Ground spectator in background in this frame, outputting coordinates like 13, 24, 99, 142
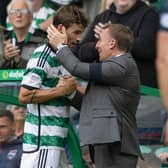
0, 0, 47, 69
40, 0, 84, 31
82, 0, 102, 21
7, 105, 26, 137
99, 0, 113, 12
0, 109, 22, 168
6, 0, 55, 32
47, 22, 142, 168
49, 0, 72, 5
150, 0, 165, 12
81, 0, 159, 88
141, 0, 151, 6
28, 0, 55, 31
156, 0, 168, 163
19, 5, 88, 168
48, 0, 83, 6
141, 0, 164, 9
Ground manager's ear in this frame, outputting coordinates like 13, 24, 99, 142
109, 38, 117, 49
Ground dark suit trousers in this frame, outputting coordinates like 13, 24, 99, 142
90, 142, 138, 168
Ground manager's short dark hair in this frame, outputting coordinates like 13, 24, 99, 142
104, 23, 134, 52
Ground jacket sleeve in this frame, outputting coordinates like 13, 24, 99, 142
56, 47, 126, 85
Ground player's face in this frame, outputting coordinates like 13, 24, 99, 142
66, 24, 84, 48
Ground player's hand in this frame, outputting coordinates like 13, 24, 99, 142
57, 76, 77, 96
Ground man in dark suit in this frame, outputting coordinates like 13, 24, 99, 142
47, 23, 142, 168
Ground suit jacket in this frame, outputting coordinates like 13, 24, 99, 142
56, 47, 142, 157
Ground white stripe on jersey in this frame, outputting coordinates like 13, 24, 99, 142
27, 105, 70, 118
23, 144, 64, 152
24, 122, 68, 138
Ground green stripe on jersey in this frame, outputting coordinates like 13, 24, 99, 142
42, 77, 59, 87
23, 133, 65, 147
26, 113, 69, 127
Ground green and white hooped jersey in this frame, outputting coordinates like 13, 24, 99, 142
6, 2, 55, 31
21, 44, 71, 152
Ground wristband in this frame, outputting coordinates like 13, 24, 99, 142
57, 43, 67, 51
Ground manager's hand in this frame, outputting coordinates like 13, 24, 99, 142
47, 24, 67, 50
